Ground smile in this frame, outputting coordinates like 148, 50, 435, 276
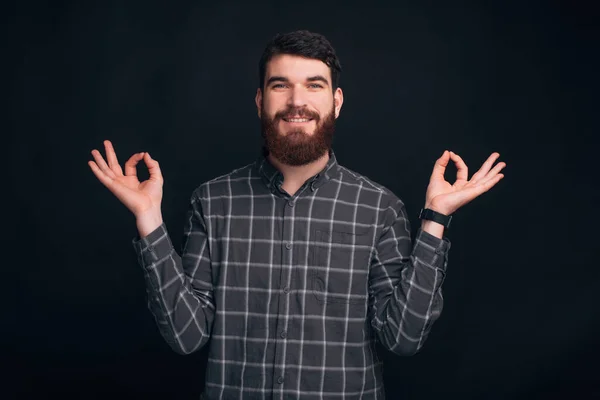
282, 118, 313, 123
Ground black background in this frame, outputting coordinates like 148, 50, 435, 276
8, 1, 598, 399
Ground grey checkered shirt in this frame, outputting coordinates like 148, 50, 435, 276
132, 148, 451, 399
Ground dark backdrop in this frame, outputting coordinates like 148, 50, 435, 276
8, 1, 598, 399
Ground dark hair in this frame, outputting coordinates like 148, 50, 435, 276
258, 30, 342, 91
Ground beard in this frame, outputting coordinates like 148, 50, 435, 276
260, 102, 336, 166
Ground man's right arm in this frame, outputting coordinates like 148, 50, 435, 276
131, 193, 215, 355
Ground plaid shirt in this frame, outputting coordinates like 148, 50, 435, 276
132, 148, 451, 399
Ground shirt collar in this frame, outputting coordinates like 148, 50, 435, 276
255, 146, 340, 193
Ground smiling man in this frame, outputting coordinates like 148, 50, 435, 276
258, 52, 340, 170
89, 30, 506, 399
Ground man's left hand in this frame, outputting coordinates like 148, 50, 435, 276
425, 150, 506, 215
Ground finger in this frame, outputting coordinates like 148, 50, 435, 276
143, 152, 163, 183
472, 159, 506, 187
88, 160, 116, 189
91, 149, 117, 179
487, 160, 506, 177
447, 175, 503, 211
449, 151, 468, 182
124, 152, 145, 177
104, 140, 123, 176
474, 173, 504, 195
476, 162, 506, 188
89, 160, 138, 208
470, 152, 500, 184
460, 173, 504, 204
430, 150, 451, 181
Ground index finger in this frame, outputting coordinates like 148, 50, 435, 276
449, 151, 468, 181
124, 152, 145, 176
430, 150, 451, 180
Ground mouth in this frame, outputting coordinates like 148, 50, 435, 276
281, 117, 314, 124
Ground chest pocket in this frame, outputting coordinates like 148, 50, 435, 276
311, 228, 372, 305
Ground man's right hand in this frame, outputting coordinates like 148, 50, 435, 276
88, 140, 164, 237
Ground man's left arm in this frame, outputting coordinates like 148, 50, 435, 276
370, 149, 506, 356
369, 200, 451, 356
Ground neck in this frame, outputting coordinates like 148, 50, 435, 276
268, 150, 330, 186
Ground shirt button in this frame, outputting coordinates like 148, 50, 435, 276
147, 245, 154, 252
283, 287, 290, 294
288, 201, 295, 207
285, 242, 292, 249
435, 247, 443, 255
277, 376, 284, 384
280, 330, 287, 339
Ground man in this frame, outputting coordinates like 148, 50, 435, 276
88, 30, 505, 399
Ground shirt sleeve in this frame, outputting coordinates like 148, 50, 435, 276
369, 197, 451, 356
131, 192, 215, 355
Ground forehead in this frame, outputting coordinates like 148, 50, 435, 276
265, 54, 331, 83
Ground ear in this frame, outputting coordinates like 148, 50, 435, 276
333, 87, 344, 119
255, 88, 262, 118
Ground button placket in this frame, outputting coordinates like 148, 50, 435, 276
272, 195, 294, 390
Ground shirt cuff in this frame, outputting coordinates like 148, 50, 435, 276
412, 227, 451, 269
131, 222, 174, 268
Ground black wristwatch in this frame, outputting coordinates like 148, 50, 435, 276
418, 208, 452, 228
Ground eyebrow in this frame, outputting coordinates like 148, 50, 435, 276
266, 75, 330, 86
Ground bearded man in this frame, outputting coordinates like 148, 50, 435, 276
88, 30, 506, 399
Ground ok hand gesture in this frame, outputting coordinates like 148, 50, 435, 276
88, 140, 164, 218
425, 151, 506, 215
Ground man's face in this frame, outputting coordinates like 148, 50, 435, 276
256, 54, 344, 166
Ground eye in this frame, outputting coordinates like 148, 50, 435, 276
308, 84, 323, 89
272, 84, 287, 88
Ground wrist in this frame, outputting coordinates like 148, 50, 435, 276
136, 210, 163, 238
421, 219, 444, 239
425, 201, 453, 216
419, 206, 452, 232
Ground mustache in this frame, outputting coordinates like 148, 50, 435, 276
274, 107, 319, 121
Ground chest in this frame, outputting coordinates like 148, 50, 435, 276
206, 194, 378, 305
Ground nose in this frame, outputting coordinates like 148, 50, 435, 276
287, 85, 307, 108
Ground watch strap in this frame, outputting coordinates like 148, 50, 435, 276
419, 208, 452, 228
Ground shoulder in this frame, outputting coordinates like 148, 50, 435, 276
191, 161, 256, 201
336, 164, 405, 209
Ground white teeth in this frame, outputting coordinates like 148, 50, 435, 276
286, 118, 310, 122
